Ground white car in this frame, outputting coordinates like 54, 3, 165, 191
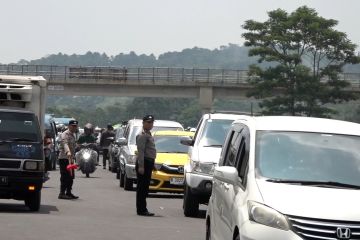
207, 116, 360, 240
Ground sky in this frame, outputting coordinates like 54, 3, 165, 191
0, 0, 359, 63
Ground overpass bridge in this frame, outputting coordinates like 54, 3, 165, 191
1, 64, 360, 112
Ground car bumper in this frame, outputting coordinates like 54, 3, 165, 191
0, 171, 43, 200
185, 172, 213, 195
150, 171, 184, 193
238, 220, 303, 240
125, 164, 137, 179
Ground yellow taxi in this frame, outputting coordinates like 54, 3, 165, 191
150, 130, 195, 193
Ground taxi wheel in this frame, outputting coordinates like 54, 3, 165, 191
206, 219, 211, 240
183, 185, 199, 217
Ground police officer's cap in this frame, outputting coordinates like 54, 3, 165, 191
68, 120, 78, 126
143, 115, 155, 122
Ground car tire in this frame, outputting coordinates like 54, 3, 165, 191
183, 184, 199, 217
111, 163, 117, 173
86, 173, 90, 178
234, 233, 240, 240
119, 170, 124, 188
124, 172, 133, 191
25, 191, 41, 211
206, 219, 211, 240
116, 168, 120, 179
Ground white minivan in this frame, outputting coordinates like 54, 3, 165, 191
207, 116, 360, 240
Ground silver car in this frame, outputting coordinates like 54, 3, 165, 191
118, 119, 184, 190
207, 116, 360, 240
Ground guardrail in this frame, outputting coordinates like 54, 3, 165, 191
0, 64, 359, 87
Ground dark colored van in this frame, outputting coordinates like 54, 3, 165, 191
0, 108, 44, 211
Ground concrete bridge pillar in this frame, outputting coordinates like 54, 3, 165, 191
199, 87, 213, 114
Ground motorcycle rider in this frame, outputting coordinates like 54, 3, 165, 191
77, 123, 98, 163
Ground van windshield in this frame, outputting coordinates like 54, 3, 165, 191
198, 119, 233, 147
0, 112, 41, 142
255, 131, 360, 186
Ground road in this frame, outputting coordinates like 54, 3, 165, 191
0, 166, 206, 240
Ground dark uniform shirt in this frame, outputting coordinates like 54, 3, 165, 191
100, 130, 115, 149
136, 129, 157, 168
77, 134, 96, 144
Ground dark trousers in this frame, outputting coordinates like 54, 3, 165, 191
59, 158, 74, 194
136, 158, 154, 213
102, 149, 109, 167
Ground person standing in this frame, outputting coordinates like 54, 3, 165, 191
136, 115, 156, 216
58, 120, 79, 200
100, 124, 115, 169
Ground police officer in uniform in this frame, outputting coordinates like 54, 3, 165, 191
58, 120, 79, 200
135, 115, 156, 216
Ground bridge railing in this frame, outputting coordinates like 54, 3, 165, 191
0, 64, 359, 87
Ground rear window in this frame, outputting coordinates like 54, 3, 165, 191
0, 112, 42, 142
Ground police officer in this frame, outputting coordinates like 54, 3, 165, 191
135, 115, 156, 216
58, 120, 79, 200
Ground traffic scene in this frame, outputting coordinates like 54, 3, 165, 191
1, 1, 360, 240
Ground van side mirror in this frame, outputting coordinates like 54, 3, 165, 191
116, 137, 128, 146
213, 166, 241, 185
180, 137, 194, 146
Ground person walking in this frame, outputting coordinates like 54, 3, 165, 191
58, 120, 79, 200
100, 124, 115, 169
135, 115, 156, 216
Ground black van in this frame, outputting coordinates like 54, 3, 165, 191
0, 108, 44, 211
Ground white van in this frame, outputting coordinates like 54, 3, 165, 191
207, 116, 360, 240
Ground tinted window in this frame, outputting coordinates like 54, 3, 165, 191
155, 136, 190, 153
224, 131, 242, 167
198, 119, 233, 147
129, 126, 142, 144
256, 131, 360, 186
0, 112, 41, 142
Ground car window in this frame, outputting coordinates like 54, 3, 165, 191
224, 131, 242, 167
235, 126, 250, 181
255, 131, 360, 186
155, 135, 190, 153
198, 119, 234, 147
0, 112, 41, 142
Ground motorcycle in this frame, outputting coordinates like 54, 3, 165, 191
75, 143, 98, 178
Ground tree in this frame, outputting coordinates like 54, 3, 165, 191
242, 6, 360, 117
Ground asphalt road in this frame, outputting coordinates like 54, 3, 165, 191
0, 166, 206, 240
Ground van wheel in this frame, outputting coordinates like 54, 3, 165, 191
234, 233, 240, 240
119, 170, 124, 188
86, 173, 90, 178
25, 191, 41, 211
183, 185, 199, 217
124, 172, 133, 191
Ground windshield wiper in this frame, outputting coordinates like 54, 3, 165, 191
203, 144, 223, 148
5, 138, 37, 142
266, 179, 360, 189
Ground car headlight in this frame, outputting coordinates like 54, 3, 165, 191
127, 155, 137, 165
24, 161, 43, 171
248, 201, 289, 231
191, 161, 216, 175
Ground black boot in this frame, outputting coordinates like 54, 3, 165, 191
58, 193, 72, 199
66, 192, 79, 199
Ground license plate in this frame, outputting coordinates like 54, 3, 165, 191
170, 177, 184, 185
0, 176, 8, 185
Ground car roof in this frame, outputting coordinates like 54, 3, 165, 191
203, 113, 248, 120
153, 130, 195, 137
234, 116, 360, 136
128, 119, 183, 128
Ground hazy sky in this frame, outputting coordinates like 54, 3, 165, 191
1, 0, 359, 63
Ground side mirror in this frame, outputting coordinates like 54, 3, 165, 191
213, 166, 241, 185
180, 137, 194, 146
117, 137, 128, 146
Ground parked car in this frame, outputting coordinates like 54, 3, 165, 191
108, 126, 125, 174
118, 119, 184, 190
206, 116, 360, 240
181, 112, 243, 217
150, 130, 195, 193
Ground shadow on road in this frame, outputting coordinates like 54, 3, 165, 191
0, 203, 59, 214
